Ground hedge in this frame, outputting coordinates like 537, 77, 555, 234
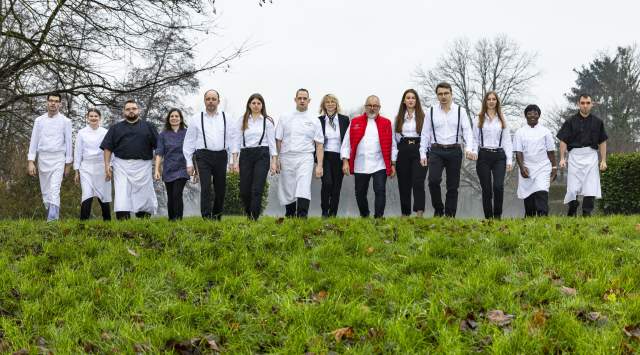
600, 152, 640, 214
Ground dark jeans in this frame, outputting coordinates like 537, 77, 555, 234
195, 149, 228, 220
320, 151, 344, 217
354, 169, 387, 218
475, 149, 506, 219
80, 198, 111, 221
285, 198, 310, 218
428, 147, 462, 217
165, 178, 187, 221
116, 211, 151, 220
396, 138, 427, 216
567, 196, 595, 217
239, 146, 270, 220
524, 191, 549, 217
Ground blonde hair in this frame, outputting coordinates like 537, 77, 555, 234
319, 94, 342, 115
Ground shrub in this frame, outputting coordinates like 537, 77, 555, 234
222, 172, 268, 215
600, 152, 640, 214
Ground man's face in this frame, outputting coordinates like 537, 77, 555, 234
579, 97, 593, 116
47, 96, 61, 114
123, 103, 139, 121
525, 110, 540, 127
436, 88, 452, 105
204, 91, 220, 112
295, 91, 310, 111
365, 97, 381, 116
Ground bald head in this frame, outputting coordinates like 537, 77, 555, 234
204, 89, 220, 114
364, 95, 381, 117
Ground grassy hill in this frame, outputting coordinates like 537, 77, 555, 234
1, 217, 640, 353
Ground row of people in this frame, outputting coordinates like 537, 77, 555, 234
27, 83, 607, 221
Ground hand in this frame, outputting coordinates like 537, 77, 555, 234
420, 158, 428, 167
600, 160, 607, 171
28, 161, 37, 176
270, 161, 278, 175
390, 165, 396, 178
154, 170, 161, 181
315, 164, 323, 178
519, 166, 529, 178
550, 168, 557, 182
559, 158, 567, 169
342, 161, 350, 176
64, 164, 71, 178
466, 151, 478, 161
187, 166, 195, 176
74, 171, 80, 185
105, 166, 112, 181
506, 164, 513, 172
275, 160, 281, 174
233, 162, 240, 174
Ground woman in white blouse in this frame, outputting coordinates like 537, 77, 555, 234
74, 108, 112, 220
473, 91, 512, 219
236, 93, 277, 220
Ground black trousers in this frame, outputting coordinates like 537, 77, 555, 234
116, 211, 151, 220
428, 147, 463, 217
80, 198, 111, 221
396, 139, 427, 216
475, 149, 507, 219
524, 191, 549, 217
354, 169, 387, 218
239, 146, 270, 220
320, 151, 344, 217
567, 196, 595, 217
165, 178, 187, 221
285, 198, 310, 218
195, 149, 228, 220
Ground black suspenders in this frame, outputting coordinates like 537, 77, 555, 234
242, 116, 267, 148
430, 106, 461, 144
480, 117, 504, 148
201, 111, 226, 150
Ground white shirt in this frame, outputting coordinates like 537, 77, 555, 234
275, 110, 324, 154
473, 115, 513, 165
236, 114, 277, 156
74, 126, 108, 169
323, 114, 342, 153
340, 116, 395, 174
419, 103, 474, 159
393, 112, 421, 161
183, 111, 236, 168
513, 124, 555, 164
28, 112, 73, 163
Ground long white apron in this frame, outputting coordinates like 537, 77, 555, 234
112, 157, 157, 213
37, 151, 66, 208
564, 147, 601, 204
278, 152, 314, 204
517, 152, 552, 199
79, 157, 112, 203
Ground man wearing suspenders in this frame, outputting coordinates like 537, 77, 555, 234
419, 82, 476, 217
183, 89, 238, 220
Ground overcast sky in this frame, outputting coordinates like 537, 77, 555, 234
186, 0, 638, 123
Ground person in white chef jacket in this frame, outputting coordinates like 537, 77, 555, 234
74, 108, 112, 221
27, 93, 73, 222
275, 88, 324, 218
513, 104, 558, 217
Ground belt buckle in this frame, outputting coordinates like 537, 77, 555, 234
408, 140, 415, 145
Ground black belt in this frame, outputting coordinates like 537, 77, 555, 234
480, 147, 504, 153
431, 143, 461, 149
241, 146, 268, 151
400, 137, 420, 145
195, 149, 226, 154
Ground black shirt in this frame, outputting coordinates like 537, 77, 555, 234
100, 119, 158, 160
556, 113, 607, 151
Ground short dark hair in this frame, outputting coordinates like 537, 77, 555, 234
164, 108, 186, 131
123, 99, 137, 108
86, 108, 101, 117
578, 93, 592, 101
296, 88, 309, 97
524, 104, 541, 116
435, 82, 452, 93
47, 93, 62, 101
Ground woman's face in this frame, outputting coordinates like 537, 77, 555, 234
87, 111, 101, 126
404, 92, 417, 109
324, 98, 337, 114
486, 94, 497, 110
250, 98, 263, 114
169, 111, 182, 127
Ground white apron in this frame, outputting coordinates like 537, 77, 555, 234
278, 152, 314, 204
517, 152, 551, 199
112, 157, 157, 213
37, 151, 66, 208
564, 147, 601, 204
79, 157, 112, 203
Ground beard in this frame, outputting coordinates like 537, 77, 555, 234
125, 113, 139, 122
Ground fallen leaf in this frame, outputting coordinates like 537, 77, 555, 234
487, 310, 514, 327
312, 290, 328, 303
636, 224, 640, 232
603, 288, 623, 302
0, 339, 11, 353
203, 334, 221, 352
81, 340, 99, 353
310, 262, 321, 271
366, 247, 375, 255
459, 313, 478, 332
366, 328, 384, 339
531, 309, 548, 328
623, 325, 640, 339
275, 217, 284, 224
133, 343, 151, 353
12, 350, 29, 355
100, 331, 112, 341
127, 248, 139, 257
560, 286, 577, 296
229, 322, 240, 331
331, 327, 354, 343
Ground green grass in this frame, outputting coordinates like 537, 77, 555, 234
1, 216, 640, 353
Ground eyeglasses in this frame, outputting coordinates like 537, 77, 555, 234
365, 104, 380, 109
